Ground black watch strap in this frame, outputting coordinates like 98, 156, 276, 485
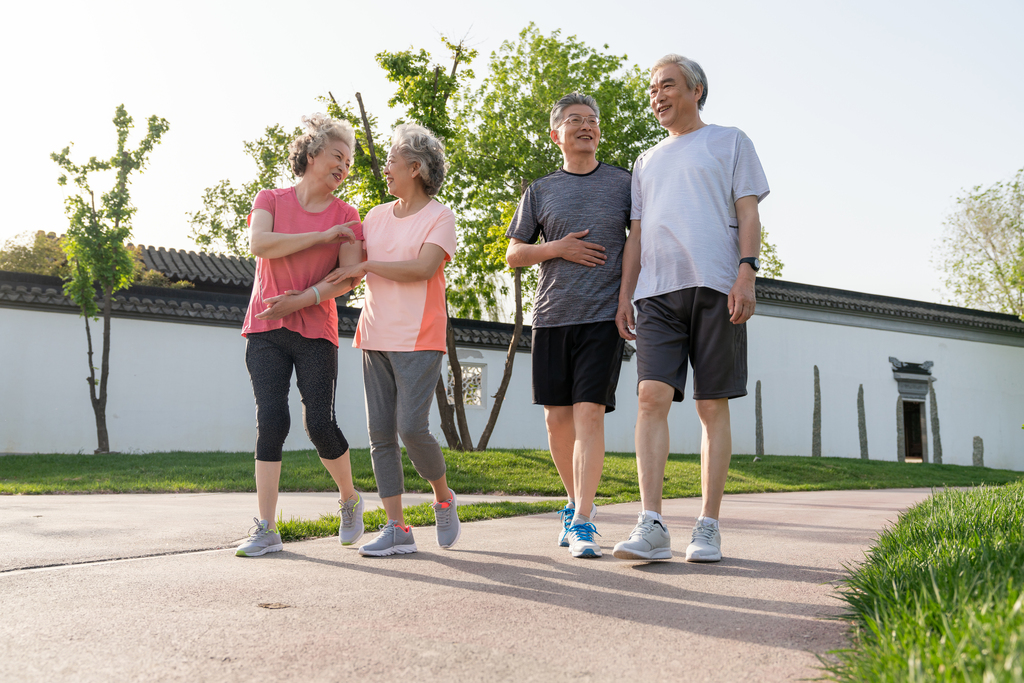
740, 257, 760, 272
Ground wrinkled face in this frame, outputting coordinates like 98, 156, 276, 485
383, 145, 421, 199
308, 139, 352, 189
649, 63, 701, 131
551, 104, 600, 157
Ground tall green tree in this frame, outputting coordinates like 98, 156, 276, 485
936, 168, 1024, 319
52, 105, 169, 453
0, 231, 69, 278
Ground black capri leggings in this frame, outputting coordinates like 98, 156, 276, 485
245, 328, 349, 462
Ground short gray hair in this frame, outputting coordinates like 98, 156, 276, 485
288, 113, 356, 177
550, 93, 600, 131
651, 54, 708, 111
391, 123, 448, 196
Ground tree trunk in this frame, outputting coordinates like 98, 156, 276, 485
354, 92, 382, 181
445, 314, 474, 451
434, 375, 463, 451
477, 268, 524, 450
92, 286, 113, 453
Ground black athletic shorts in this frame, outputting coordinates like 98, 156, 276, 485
531, 321, 625, 412
634, 287, 747, 402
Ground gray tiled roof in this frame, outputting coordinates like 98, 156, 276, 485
132, 244, 256, 288
757, 278, 1024, 335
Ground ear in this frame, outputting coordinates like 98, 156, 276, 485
550, 129, 561, 146
410, 161, 421, 178
693, 83, 704, 103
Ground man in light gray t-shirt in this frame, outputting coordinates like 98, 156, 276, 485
612, 54, 770, 565
506, 92, 631, 560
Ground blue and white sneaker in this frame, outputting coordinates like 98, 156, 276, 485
557, 503, 575, 547
567, 522, 602, 558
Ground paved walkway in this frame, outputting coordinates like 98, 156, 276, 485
0, 488, 934, 682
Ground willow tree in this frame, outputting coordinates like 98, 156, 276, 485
52, 105, 169, 453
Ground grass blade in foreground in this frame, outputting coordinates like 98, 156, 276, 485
826, 482, 1024, 682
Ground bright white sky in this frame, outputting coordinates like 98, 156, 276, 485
4, 0, 1022, 306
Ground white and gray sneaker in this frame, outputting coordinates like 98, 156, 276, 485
358, 521, 417, 557
235, 518, 283, 557
338, 492, 365, 546
612, 512, 672, 561
567, 522, 602, 558
432, 489, 461, 549
557, 503, 575, 547
685, 518, 722, 562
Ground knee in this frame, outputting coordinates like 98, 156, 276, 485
397, 417, 430, 447
695, 398, 729, 425
637, 385, 672, 419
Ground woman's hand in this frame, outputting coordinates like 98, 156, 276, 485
325, 263, 367, 285
320, 221, 360, 246
255, 290, 309, 321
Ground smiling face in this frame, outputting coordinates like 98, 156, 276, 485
649, 63, 703, 134
550, 104, 600, 158
307, 138, 352, 190
383, 145, 421, 200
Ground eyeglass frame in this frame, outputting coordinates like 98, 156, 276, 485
557, 114, 600, 128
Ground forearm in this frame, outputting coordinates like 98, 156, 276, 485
250, 231, 325, 260
619, 221, 642, 303
506, 240, 561, 268
737, 218, 760, 261
364, 260, 436, 282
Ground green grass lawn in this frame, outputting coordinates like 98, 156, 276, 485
3, 448, 1021, 542
825, 481, 1024, 682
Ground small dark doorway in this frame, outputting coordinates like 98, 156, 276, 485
903, 401, 924, 463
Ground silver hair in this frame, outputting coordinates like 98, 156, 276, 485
391, 123, 448, 196
288, 113, 356, 177
549, 92, 600, 131
651, 54, 709, 111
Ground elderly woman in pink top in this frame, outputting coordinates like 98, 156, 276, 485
325, 123, 461, 556
234, 114, 368, 558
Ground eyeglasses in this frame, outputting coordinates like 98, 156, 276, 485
559, 115, 600, 128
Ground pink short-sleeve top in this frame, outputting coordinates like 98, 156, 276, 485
242, 188, 363, 346
354, 199, 457, 353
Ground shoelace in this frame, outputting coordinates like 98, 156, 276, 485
630, 516, 659, 539
433, 500, 452, 527
340, 497, 357, 527
373, 522, 397, 541
558, 506, 575, 530
246, 517, 271, 540
692, 523, 717, 543
568, 522, 600, 543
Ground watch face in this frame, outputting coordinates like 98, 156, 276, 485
753, 257, 761, 271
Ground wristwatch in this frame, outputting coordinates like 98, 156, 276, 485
740, 257, 760, 272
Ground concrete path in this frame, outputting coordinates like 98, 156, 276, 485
0, 488, 934, 682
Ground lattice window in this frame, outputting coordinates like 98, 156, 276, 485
446, 363, 484, 407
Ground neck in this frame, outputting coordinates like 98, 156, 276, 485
293, 177, 333, 209
667, 114, 706, 137
393, 187, 432, 218
562, 153, 599, 175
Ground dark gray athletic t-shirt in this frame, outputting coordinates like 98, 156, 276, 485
506, 162, 632, 328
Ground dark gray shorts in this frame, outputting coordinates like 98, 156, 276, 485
532, 321, 624, 412
634, 287, 747, 402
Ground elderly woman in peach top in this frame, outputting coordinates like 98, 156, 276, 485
325, 123, 461, 556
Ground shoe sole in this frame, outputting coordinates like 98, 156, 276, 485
572, 548, 603, 558
339, 529, 364, 546
358, 543, 418, 557
235, 543, 283, 557
612, 547, 672, 561
685, 552, 722, 562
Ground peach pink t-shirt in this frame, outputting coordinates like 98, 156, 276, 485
354, 199, 457, 353
242, 188, 363, 346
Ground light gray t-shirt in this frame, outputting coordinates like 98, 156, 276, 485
631, 124, 770, 300
506, 162, 632, 328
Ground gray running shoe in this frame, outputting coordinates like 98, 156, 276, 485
612, 512, 672, 561
338, 492, 365, 546
557, 504, 575, 547
432, 489, 461, 549
235, 518, 283, 557
358, 521, 417, 557
685, 519, 722, 562
567, 522, 602, 558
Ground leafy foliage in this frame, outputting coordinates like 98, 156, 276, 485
0, 231, 69, 278
443, 23, 664, 319
760, 228, 785, 279
935, 167, 1024, 319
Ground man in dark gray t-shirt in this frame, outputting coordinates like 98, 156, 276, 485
506, 92, 631, 560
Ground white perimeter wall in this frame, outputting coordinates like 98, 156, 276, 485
2, 305, 1022, 471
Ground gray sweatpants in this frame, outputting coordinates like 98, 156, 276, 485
362, 349, 447, 498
